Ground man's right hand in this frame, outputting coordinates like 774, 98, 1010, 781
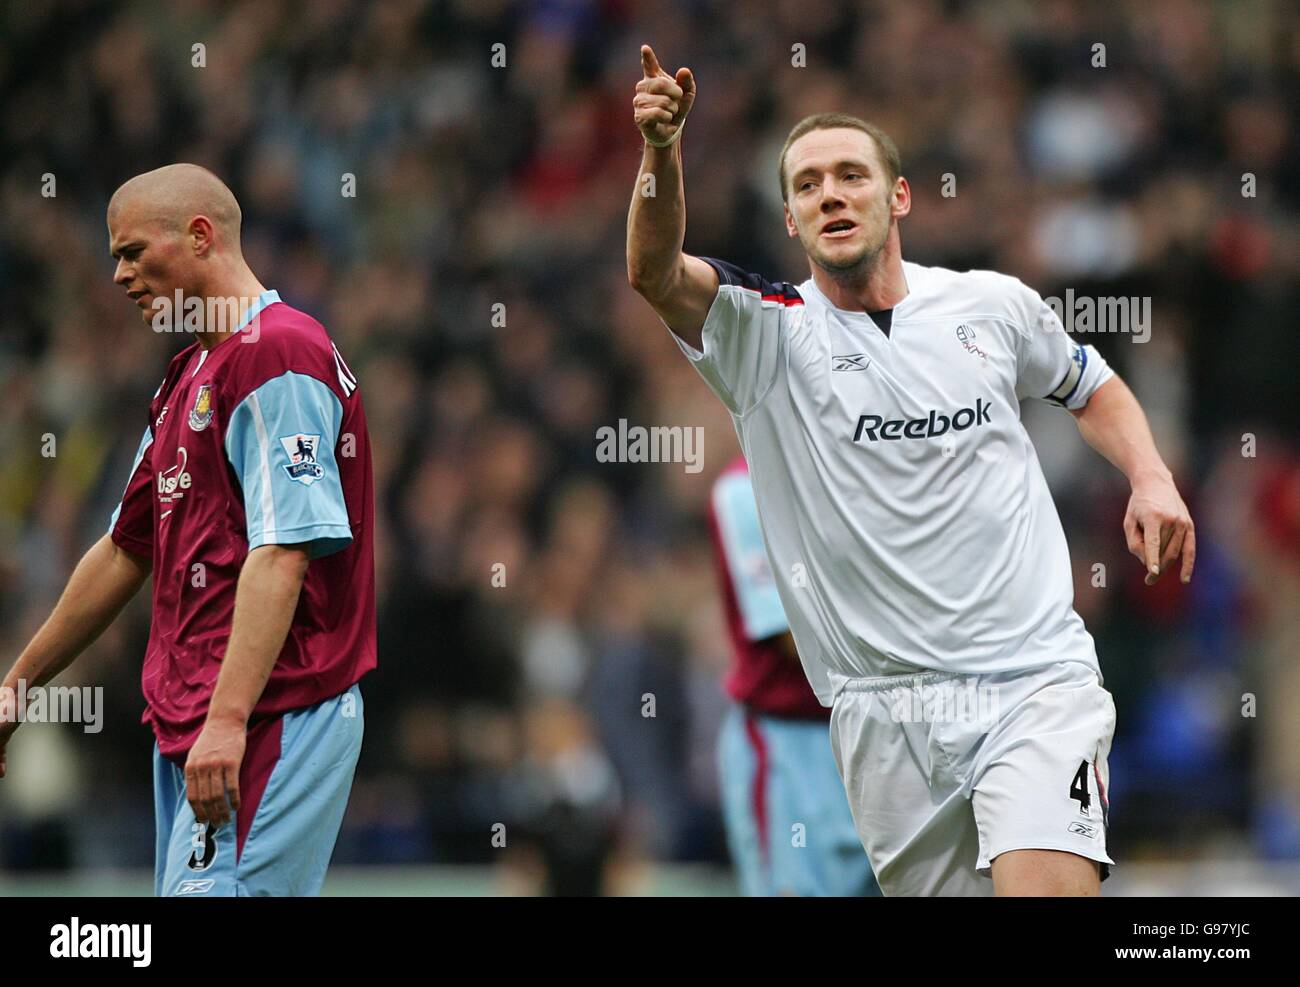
0, 534, 151, 780
634, 45, 696, 147
626, 43, 717, 350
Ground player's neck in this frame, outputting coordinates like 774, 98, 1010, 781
811, 244, 908, 314
193, 272, 270, 351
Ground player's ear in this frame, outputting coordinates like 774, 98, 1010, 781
891, 176, 912, 220
189, 216, 217, 256
784, 201, 798, 238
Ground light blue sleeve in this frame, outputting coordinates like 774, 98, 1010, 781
108, 426, 154, 534
224, 371, 352, 560
712, 471, 789, 642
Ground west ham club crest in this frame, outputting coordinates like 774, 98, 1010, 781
188, 384, 214, 431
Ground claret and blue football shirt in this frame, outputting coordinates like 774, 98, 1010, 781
110, 290, 376, 760
709, 456, 826, 718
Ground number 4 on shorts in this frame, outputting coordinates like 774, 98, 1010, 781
1069, 760, 1092, 815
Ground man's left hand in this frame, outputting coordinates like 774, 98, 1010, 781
1124, 475, 1195, 586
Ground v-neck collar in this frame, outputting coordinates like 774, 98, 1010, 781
804, 265, 918, 339
803, 263, 918, 331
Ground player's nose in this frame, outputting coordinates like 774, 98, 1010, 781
819, 178, 846, 208
113, 259, 132, 286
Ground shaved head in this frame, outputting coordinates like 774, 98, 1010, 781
107, 164, 262, 326
109, 163, 242, 246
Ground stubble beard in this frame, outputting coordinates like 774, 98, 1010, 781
805, 192, 892, 287
809, 223, 889, 288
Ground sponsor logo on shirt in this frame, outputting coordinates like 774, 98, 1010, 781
279, 433, 326, 485
157, 446, 192, 506
854, 398, 992, 442
177, 879, 216, 895
832, 353, 871, 372
188, 384, 215, 431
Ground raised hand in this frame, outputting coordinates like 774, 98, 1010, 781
634, 45, 696, 148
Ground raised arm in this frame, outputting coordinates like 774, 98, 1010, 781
625, 44, 719, 350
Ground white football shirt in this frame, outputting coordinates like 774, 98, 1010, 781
670, 258, 1114, 704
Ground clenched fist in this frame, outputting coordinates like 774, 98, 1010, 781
634, 45, 696, 148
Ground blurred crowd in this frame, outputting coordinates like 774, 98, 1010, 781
1, 0, 1297, 892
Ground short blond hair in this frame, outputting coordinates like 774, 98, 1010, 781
779, 114, 901, 202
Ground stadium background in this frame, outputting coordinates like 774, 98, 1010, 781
0, 0, 1297, 895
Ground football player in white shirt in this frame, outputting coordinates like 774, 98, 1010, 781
626, 46, 1195, 896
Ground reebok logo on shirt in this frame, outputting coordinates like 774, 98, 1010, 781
854, 398, 992, 442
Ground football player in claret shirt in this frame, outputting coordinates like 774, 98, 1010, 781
710, 457, 879, 896
0, 164, 375, 896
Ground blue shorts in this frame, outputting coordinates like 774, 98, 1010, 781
153, 684, 363, 897
718, 704, 880, 896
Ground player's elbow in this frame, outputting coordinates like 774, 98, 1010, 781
627, 255, 677, 304
626, 262, 658, 299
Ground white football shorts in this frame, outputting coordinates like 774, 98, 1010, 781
829, 660, 1115, 897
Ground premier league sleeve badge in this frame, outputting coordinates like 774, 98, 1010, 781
279, 434, 326, 485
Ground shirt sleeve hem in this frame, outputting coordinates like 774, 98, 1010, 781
1064, 354, 1114, 411
661, 282, 732, 363
110, 527, 152, 560
247, 523, 353, 559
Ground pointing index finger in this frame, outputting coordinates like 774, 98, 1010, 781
642, 44, 663, 79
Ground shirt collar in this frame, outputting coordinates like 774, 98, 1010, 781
235, 289, 280, 333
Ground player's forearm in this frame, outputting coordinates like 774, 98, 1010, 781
627, 141, 688, 298
3, 534, 150, 694
206, 544, 309, 727
1071, 376, 1173, 487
